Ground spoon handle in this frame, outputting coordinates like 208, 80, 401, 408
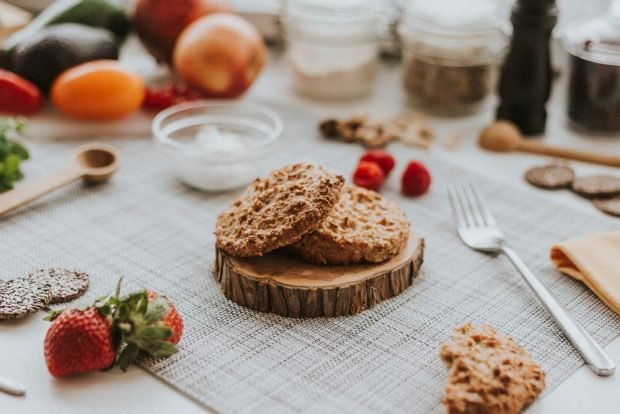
0, 164, 82, 217
519, 141, 620, 168
0, 375, 26, 396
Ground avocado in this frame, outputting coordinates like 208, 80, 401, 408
0, 0, 130, 69
46, 0, 131, 40
10, 23, 119, 94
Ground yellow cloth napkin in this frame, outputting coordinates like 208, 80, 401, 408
550, 230, 620, 314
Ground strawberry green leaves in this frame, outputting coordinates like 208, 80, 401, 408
46, 278, 179, 376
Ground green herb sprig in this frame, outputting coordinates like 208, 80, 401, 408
0, 118, 29, 193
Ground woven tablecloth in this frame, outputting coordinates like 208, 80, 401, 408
2, 92, 620, 413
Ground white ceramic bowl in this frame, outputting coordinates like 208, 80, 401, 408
152, 100, 283, 192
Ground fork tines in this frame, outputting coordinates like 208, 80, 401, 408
447, 183, 496, 228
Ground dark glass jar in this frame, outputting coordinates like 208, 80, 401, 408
564, 1, 620, 134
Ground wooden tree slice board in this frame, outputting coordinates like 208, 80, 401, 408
213, 233, 425, 317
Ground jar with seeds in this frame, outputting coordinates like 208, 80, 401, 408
399, 0, 507, 114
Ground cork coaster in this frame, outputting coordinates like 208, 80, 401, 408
0, 278, 52, 320
27, 268, 90, 304
572, 175, 620, 198
524, 165, 575, 189
593, 197, 620, 217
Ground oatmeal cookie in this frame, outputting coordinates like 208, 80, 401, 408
291, 185, 409, 265
440, 323, 545, 414
215, 163, 345, 257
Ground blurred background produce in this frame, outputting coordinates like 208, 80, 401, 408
51, 60, 145, 120
133, 0, 231, 65
0, 0, 618, 137
10, 23, 120, 94
173, 13, 265, 98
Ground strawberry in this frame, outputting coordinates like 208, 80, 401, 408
148, 291, 183, 344
44, 279, 180, 377
353, 161, 385, 191
401, 160, 431, 196
359, 150, 396, 177
44, 307, 116, 378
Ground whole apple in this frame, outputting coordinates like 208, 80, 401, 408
134, 0, 231, 64
173, 14, 266, 99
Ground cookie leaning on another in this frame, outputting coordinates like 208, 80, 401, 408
440, 323, 545, 414
291, 185, 409, 264
215, 163, 345, 257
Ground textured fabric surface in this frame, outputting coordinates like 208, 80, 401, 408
2, 102, 619, 413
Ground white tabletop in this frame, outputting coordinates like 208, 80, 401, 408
1, 39, 620, 414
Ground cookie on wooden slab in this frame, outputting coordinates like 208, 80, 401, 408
290, 185, 409, 265
27, 268, 90, 304
0, 278, 52, 320
593, 196, 620, 217
572, 175, 620, 198
524, 165, 574, 189
216, 163, 345, 257
440, 323, 545, 414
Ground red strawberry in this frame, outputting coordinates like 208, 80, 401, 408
401, 161, 431, 196
44, 308, 116, 378
148, 291, 183, 344
360, 150, 396, 177
353, 161, 385, 191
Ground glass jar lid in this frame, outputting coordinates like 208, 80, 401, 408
284, 0, 380, 45
400, 0, 507, 61
405, 0, 498, 32
563, 0, 620, 66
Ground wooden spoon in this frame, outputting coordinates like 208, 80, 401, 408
479, 121, 620, 168
0, 143, 119, 217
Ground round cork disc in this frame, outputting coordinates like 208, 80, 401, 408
593, 196, 620, 217
572, 175, 620, 198
0, 278, 52, 320
26, 268, 90, 304
524, 165, 575, 189
213, 233, 424, 317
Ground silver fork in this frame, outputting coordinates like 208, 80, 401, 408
448, 182, 615, 377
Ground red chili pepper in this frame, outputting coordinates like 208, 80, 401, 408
0, 69, 44, 115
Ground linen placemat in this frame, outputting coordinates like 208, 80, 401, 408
2, 101, 619, 413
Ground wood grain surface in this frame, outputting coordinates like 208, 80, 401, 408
214, 233, 424, 317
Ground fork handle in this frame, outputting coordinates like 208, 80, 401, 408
501, 245, 616, 377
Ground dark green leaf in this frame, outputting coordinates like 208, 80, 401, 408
116, 342, 139, 372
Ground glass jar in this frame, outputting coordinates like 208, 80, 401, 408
399, 0, 507, 114
282, 0, 381, 100
563, 0, 620, 134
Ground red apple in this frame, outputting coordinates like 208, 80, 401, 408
134, 0, 231, 64
173, 14, 266, 98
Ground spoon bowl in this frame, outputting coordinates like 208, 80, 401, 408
478, 121, 521, 152
74, 144, 119, 184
